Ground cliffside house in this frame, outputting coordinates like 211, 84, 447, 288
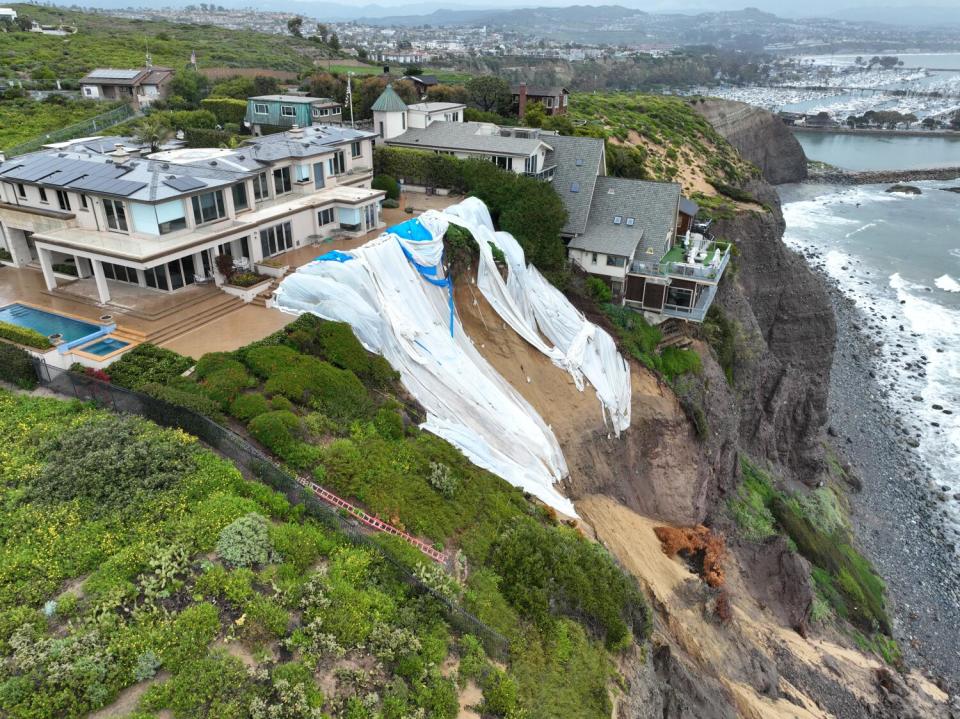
79, 67, 174, 111
402, 74, 440, 97
380, 109, 728, 322
0, 125, 384, 305
511, 82, 569, 118
244, 95, 343, 135
372, 84, 466, 140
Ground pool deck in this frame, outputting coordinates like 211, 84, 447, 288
0, 192, 461, 358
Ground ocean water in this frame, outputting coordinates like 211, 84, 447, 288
795, 132, 960, 171
779, 180, 960, 542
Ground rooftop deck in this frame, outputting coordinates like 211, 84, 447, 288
630, 238, 731, 284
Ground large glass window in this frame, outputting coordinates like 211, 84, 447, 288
328, 151, 345, 176
101, 262, 138, 284
491, 155, 511, 170
191, 190, 226, 225
351, 141, 362, 158
232, 183, 249, 211
166, 255, 196, 291
103, 199, 128, 232
606, 255, 626, 268
258, 222, 293, 258
253, 172, 270, 201
144, 265, 169, 291
56, 190, 71, 211
155, 199, 187, 235
318, 208, 335, 226
295, 164, 310, 183
16, 183, 26, 199
273, 166, 291, 195
313, 162, 325, 189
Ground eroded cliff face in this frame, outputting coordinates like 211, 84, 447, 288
712, 182, 836, 487
694, 99, 808, 185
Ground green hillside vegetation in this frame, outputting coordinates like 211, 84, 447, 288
729, 458, 898, 664
15, 313, 650, 718
0, 94, 124, 152
566, 92, 759, 193
0, 4, 334, 80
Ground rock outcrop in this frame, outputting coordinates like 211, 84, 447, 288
694, 99, 808, 184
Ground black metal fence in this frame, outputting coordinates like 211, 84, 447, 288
30, 359, 510, 660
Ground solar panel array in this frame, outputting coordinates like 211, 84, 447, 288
162, 176, 206, 192
85, 69, 142, 80
0, 154, 146, 197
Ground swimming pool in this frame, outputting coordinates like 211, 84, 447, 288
0, 303, 103, 343
78, 337, 130, 356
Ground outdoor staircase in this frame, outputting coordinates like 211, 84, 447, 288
656, 318, 692, 351
146, 294, 245, 346
250, 280, 278, 308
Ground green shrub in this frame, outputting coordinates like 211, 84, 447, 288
658, 346, 701, 379
372, 174, 400, 200
702, 305, 737, 384
106, 343, 194, 390
374, 407, 404, 440
270, 395, 295, 412
382, 198, 399, 209
27, 415, 197, 513
481, 668, 519, 717
248, 409, 322, 468
230, 392, 270, 421
287, 317, 398, 387
199, 96, 247, 124
490, 516, 648, 648
0, 342, 38, 388
0, 320, 52, 349
217, 512, 275, 567
142, 652, 256, 716
585, 276, 612, 303
140, 380, 224, 420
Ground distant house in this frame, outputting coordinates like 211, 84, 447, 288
371, 85, 465, 140
244, 95, 342, 135
402, 74, 439, 97
0, 8, 17, 22
79, 67, 174, 110
511, 82, 569, 118
382, 112, 728, 322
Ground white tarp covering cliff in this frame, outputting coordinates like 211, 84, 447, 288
273, 197, 630, 516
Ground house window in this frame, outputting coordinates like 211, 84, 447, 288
313, 107, 330, 118
56, 190, 71, 211
318, 207, 335, 226
332, 106, 340, 114
570, 182, 580, 193
273, 166, 292, 195
401, 113, 406, 130
16, 183, 26, 199
38, 186, 48, 203
524, 155, 537, 173
626, 217, 635, 226
166, 255, 196, 291
280, 105, 296, 117
546, 97, 554, 108
491, 155, 511, 170
351, 141, 362, 158
378, 121, 384, 137
232, 182, 249, 211
80, 193, 89, 210
103, 198, 128, 232
144, 265, 169, 291
253, 172, 270, 201
295, 164, 310, 183
259, 221, 293, 258
591, 252, 598, 265
84, 87, 93, 96
313, 162, 325, 189
191, 190, 226, 225
254, 103, 269, 115
606, 255, 626, 267
562, 94, 568, 106
101, 261, 138, 284
364, 202, 376, 230
613, 216, 622, 225
328, 151, 345, 176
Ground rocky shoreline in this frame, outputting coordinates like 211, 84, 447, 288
799, 250, 960, 688
807, 166, 960, 185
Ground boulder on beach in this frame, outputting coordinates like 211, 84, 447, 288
941, 186, 960, 194
885, 184, 922, 195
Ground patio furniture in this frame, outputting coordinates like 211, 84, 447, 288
194, 273, 213, 285
233, 257, 251, 271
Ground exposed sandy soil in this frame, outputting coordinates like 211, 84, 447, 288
577, 494, 950, 719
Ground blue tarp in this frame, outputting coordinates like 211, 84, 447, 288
388, 219, 433, 242
315, 250, 354, 263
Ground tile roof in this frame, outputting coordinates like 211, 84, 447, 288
386, 121, 550, 156
568, 176, 680, 259
371, 85, 409, 113
544, 134, 605, 236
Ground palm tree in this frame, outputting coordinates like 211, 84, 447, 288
134, 114, 174, 153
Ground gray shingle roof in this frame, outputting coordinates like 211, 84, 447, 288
386, 122, 550, 156
568, 177, 680, 259
371, 85, 409, 113
679, 196, 699, 217
242, 125, 376, 162
545, 134, 605, 236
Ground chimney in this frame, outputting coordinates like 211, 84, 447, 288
109, 143, 129, 165
518, 82, 527, 119
289, 124, 304, 139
